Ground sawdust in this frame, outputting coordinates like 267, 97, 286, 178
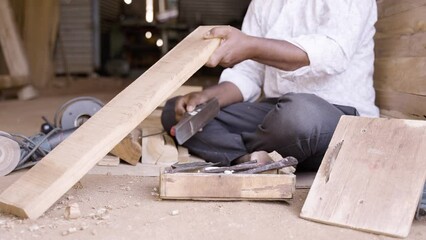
0, 173, 425, 240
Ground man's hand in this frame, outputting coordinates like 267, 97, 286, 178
174, 91, 209, 122
204, 26, 255, 68
204, 26, 310, 71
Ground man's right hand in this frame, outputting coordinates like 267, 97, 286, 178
174, 91, 210, 122
174, 82, 244, 122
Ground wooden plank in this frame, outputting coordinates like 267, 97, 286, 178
0, 26, 220, 219
160, 172, 295, 200
0, 0, 29, 82
374, 57, 426, 95
97, 155, 120, 166
141, 128, 178, 165
375, 5, 426, 38
374, 32, 426, 58
375, 89, 426, 120
0, 75, 27, 89
22, 0, 59, 88
377, 0, 426, 19
300, 116, 426, 238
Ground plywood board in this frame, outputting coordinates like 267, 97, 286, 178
300, 116, 426, 238
0, 26, 220, 219
160, 172, 295, 200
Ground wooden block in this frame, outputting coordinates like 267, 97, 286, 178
138, 109, 163, 129
110, 129, 142, 165
141, 128, 178, 165
0, 26, 220, 219
97, 155, 120, 167
177, 146, 191, 163
300, 116, 426, 238
160, 172, 295, 200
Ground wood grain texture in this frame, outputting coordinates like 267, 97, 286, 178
300, 116, 426, 238
375, 5, 426, 37
374, 57, 426, 95
377, 0, 426, 19
110, 129, 142, 165
0, 0, 29, 86
141, 128, 178, 165
0, 75, 27, 89
375, 89, 426, 120
160, 173, 295, 200
0, 26, 220, 219
374, 32, 426, 58
22, 0, 59, 88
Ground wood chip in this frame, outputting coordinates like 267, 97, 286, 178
64, 203, 81, 220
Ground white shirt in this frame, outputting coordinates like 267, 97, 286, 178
219, 0, 379, 117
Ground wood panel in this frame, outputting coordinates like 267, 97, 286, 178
377, 0, 426, 19
0, 26, 220, 219
375, 89, 426, 120
375, 5, 426, 38
0, 0, 29, 88
374, 32, 426, 58
374, 57, 426, 95
301, 116, 426, 238
160, 172, 295, 200
374, 0, 426, 119
22, 0, 59, 88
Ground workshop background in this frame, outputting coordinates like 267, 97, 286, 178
0, 0, 425, 239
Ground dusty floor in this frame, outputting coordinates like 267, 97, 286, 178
0, 77, 425, 240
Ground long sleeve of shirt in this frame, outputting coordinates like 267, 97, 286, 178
219, 0, 379, 117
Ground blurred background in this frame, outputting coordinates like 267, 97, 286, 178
0, 0, 252, 96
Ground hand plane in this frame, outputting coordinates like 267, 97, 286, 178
172, 98, 220, 145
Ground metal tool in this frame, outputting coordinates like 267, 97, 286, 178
239, 157, 298, 174
0, 97, 104, 176
173, 98, 220, 145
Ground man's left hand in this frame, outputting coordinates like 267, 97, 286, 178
203, 26, 255, 68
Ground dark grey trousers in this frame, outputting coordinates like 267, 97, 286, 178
161, 93, 358, 171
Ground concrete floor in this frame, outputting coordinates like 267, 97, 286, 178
0, 77, 425, 239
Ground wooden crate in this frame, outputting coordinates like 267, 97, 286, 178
160, 172, 295, 201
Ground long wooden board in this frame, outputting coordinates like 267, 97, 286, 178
300, 116, 426, 238
0, 26, 220, 219
160, 172, 295, 200
0, 0, 29, 87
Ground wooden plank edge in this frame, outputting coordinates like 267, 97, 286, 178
299, 214, 409, 238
